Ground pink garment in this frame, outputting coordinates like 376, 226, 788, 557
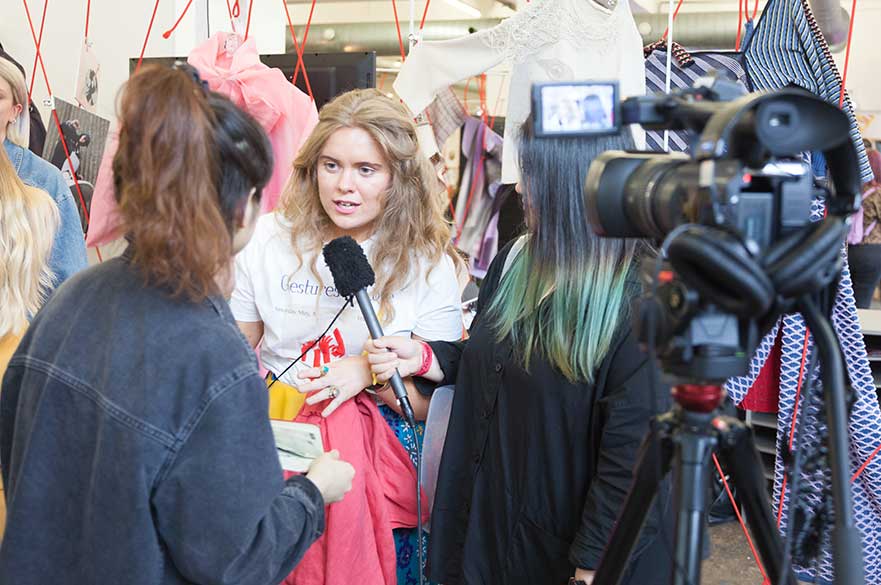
85, 33, 318, 247
282, 393, 428, 585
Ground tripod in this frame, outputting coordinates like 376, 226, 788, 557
591, 382, 796, 585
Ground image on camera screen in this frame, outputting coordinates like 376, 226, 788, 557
538, 82, 617, 135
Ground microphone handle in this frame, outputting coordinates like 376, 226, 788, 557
354, 289, 417, 427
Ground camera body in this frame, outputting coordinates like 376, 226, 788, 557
532, 77, 862, 382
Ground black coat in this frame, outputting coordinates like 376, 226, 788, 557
426, 242, 673, 585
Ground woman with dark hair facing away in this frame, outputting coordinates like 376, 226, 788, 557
0, 65, 354, 585
366, 121, 673, 585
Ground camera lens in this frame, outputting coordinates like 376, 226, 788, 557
585, 151, 690, 239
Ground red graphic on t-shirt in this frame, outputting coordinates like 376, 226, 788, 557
300, 328, 347, 367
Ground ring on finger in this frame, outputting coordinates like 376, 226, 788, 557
327, 386, 339, 399
320, 365, 330, 377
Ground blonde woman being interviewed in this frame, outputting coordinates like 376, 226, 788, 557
231, 88, 464, 584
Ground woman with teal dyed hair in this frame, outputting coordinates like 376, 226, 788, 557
365, 117, 673, 585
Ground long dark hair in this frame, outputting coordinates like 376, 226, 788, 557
113, 65, 272, 301
488, 119, 639, 383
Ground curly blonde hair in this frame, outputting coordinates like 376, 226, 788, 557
279, 88, 460, 321
0, 146, 58, 338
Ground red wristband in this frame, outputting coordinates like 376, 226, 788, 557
413, 341, 433, 377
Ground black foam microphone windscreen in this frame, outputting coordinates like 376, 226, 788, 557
322, 236, 375, 297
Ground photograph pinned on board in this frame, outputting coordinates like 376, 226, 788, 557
75, 39, 100, 113
42, 98, 110, 233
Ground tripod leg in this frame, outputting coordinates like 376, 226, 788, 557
671, 410, 716, 585
715, 417, 797, 585
592, 416, 673, 585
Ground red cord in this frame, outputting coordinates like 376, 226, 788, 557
752, 0, 759, 19
281, 0, 315, 102
84, 0, 91, 38
27, 0, 49, 101
244, 0, 254, 40
661, 0, 686, 39
713, 454, 769, 581
852, 442, 881, 482
22, 0, 100, 260
292, 0, 317, 84
391, 0, 407, 60
735, 0, 745, 50
419, 0, 433, 30
162, 0, 194, 39
225, 0, 237, 31
232, 0, 240, 17
838, 0, 858, 108
135, 0, 162, 74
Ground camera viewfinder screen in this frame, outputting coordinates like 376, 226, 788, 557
537, 82, 618, 136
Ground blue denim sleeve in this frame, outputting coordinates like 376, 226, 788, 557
152, 373, 325, 585
47, 173, 88, 284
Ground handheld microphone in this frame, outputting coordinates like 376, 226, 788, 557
322, 236, 417, 428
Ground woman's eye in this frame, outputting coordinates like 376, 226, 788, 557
359, 166, 375, 176
323, 161, 338, 171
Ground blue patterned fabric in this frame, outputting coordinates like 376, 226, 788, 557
378, 404, 433, 585
726, 199, 881, 584
743, 0, 873, 184
644, 48, 751, 153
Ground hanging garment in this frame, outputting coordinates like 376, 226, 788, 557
394, 0, 646, 184
281, 393, 429, 585
455, 117, 503, 277
85, 33, 319, 247
742, 0, 873, 184
642, 43, 752, 153
426, 87, 469, 152
726, 198, 881, 584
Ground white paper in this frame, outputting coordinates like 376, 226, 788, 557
270, 420, 324, 473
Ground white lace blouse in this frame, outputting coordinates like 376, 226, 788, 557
394, 0, 647, 183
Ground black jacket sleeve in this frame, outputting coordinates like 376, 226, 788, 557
569, 328, 671, 569
426, 239, 519, 388
153, 374, 325, 585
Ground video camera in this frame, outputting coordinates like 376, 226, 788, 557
532, 77, 863, 381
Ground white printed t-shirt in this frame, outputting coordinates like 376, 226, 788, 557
230, 213, 463, 386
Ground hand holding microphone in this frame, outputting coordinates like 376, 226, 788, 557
364, 337, 429, 381
322, 236, 418, 428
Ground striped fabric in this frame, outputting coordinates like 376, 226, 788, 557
643, 47, 751, 153
744, 0, 873, 184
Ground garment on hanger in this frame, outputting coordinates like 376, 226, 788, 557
643, 42, 751, 153
394, 0, 646, 183
726, 198, 881, 585
426, 87, 469, 152
743, 0, 873, 184
85, 33, 318, 247
455, 117, 503, 277
280, 393, 429, 585
189, 33, 318, 211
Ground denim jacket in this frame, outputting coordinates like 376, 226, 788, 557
4, 139, 87, 284
0, 256, 325, 585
